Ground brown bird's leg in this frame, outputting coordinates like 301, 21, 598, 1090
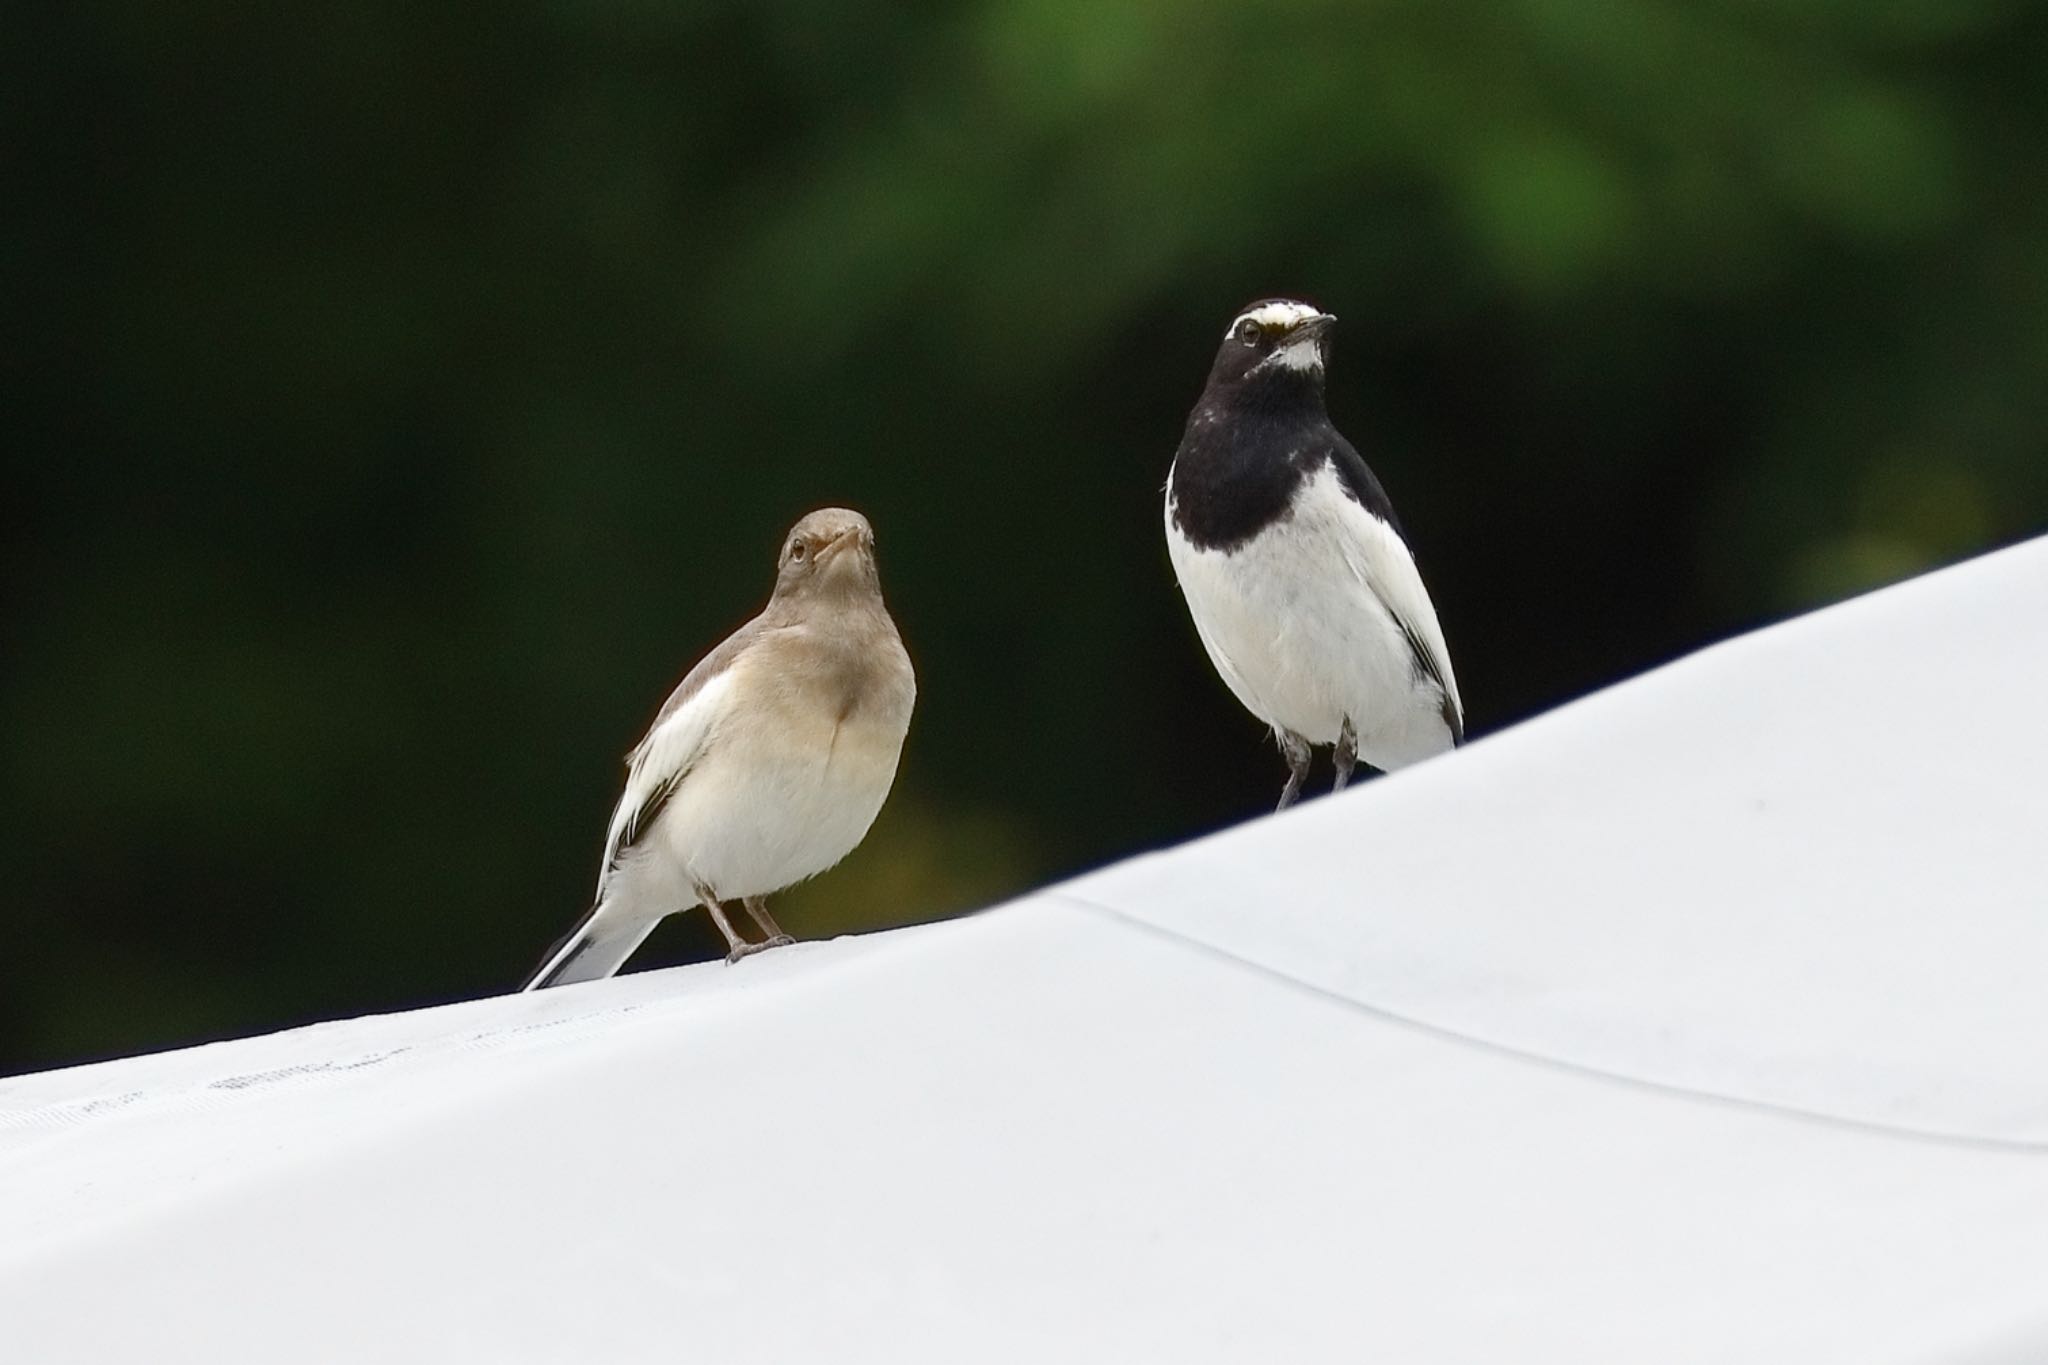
1276, 730, 1313, 812
695, 881, 768, 963
743, 896, 797, 949
1333, 718, 1358, 792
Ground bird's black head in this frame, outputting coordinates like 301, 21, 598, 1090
1201, 299, 1337, 406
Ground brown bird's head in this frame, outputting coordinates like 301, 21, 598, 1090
772, 507, 882, 601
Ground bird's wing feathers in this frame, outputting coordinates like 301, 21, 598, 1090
596, 624, 760, 896
1325, 436, 1465, 737
1322, 430, 1406, 538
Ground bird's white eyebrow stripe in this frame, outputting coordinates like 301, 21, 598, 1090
1225, 300, 1321, 338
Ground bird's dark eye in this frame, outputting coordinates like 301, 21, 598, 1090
790, 541, 808, 562
1237, 319, 1262, 346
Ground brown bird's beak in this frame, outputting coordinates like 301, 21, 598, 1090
816, 526, 871, 566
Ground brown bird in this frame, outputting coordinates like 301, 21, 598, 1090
523, 508, 915, 989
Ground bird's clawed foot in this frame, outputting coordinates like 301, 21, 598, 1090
724, 932, 796, 963
700, 886, 791, 965
708, 893, 799, 963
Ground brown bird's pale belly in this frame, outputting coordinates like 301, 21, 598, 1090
638, 656, 912, 904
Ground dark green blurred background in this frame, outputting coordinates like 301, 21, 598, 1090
6, 0, 2046, 1073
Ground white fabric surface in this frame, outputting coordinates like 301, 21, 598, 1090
5, 537, 2047, 1363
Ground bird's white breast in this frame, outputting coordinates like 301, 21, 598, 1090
1167, 461, 1457, 770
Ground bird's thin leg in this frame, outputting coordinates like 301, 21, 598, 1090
1333, 718, 1358, 792
695, 881, 768, 963
742, 896, 796, 949
1276, 730, 1313, 812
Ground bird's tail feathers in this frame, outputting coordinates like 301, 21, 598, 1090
520, 901, 659, 992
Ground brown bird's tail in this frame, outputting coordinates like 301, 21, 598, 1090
520, 902, 659, 991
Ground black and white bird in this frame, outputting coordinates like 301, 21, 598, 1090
523, 508, 915, 990
1165, 298, 1463, 810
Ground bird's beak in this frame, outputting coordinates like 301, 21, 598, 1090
816, 527, 870, 566
1290, 312, 1337, 340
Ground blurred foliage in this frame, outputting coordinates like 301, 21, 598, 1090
4, 0, 2045, 1072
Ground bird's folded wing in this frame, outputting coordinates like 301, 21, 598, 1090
597, 628, 757, 895
1326, 444, 1465, 733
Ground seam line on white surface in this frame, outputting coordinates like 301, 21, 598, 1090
1047, 891, 2048, 1155
0, 928, 953, 1145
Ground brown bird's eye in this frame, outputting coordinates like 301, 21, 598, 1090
1237, 319, 1262, 346
790, 541, 808, 562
